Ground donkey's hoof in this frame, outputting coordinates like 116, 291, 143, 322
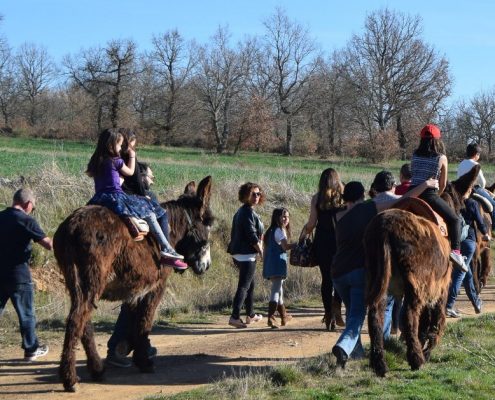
370, 354, 388, 377
408, 353, 425, 370
63, 382, 77, 393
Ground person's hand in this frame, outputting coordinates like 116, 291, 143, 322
128, 148, 136, 158
425, 178, 439, 190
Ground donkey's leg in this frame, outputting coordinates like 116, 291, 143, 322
60, 303, 92, 392
80, 319, 105, 381
423, 297, 447, 362
401, 295, 425, 370
368, 296, 388, 377
418, 307, 432, 349
132, 282, 166, 372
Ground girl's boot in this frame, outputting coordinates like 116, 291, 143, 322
277, 304, 293, 326
332, 298, 345, 327
267, 302, 279, 329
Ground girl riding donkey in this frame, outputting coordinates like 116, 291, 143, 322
86, 128, 186, 269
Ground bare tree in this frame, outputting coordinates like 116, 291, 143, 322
151, 29, 196, 143
456, 90, 495, 153
0, 39, 20, 128
193, 26, 251, 153
261, 8, 319, 155
339, 8, 451, 159
16, 43, 56, 126
64, 39, 136, 130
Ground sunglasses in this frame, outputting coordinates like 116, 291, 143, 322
252, 192, 261, 197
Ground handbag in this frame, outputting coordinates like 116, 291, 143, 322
290, 231, 316, 268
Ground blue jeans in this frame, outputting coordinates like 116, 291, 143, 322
447, 239, 479, 309
0, 282, 39, 353
474, 187, 495, 229
333, 268, 366, 358
383, 294, 396, 340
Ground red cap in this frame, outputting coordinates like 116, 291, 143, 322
420, 124, 441, 139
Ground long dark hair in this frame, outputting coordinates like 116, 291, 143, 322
264, 208, 291, 246
86, 128, 123, 177
414, 137, 445, 158
317, 168, 344, 210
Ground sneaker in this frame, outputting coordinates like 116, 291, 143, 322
161, 257, 188, 270
446, 308, 460, 318
450, 252, 468, 273
332, 345, 348, 369
246, 314, 263, 324
474, 299, 483, 314
228, 316, 247, 328
160, 249, 184, 260
106, 353, 132, 368
24, 344, 49, 361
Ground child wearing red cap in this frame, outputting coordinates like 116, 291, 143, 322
410, 124, 466, 272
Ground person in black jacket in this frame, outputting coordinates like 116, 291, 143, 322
227, 182, 265, 328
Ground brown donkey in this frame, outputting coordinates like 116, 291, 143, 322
365, 166, 479, 377
54, 176, 213, 392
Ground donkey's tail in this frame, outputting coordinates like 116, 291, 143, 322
364, 213, 393, 305
53, 219, 84, 306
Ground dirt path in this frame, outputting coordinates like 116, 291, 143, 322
1, 288, 495, 400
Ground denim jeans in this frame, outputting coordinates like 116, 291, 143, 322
231, 259, 256, 319
383, 294, 396, 340
473, 187, 495, 230
333, 268, 366, 358
0, 282, 39, 353
447, 239, 479, 309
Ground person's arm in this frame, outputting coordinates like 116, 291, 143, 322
36, 236, 53, 251
478, 168, 487, 188
302, 194, 318, 236
279, 238, 296, 251
241, 208, 263, 256
375, 178, 439, 213
119, 148, 136, 177
438, 155, 448, 195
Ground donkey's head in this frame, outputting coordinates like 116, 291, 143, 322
163, 176, 214, 274
442, 165, 480, 214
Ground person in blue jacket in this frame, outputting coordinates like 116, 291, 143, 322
263, 208, 296, 328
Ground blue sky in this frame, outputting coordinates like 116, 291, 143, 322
2, 0, 495, 103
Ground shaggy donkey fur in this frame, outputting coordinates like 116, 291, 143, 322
54, 176, 213, 392
365, 166, 479, 377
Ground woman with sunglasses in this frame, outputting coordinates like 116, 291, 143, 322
227, 182, 265, 328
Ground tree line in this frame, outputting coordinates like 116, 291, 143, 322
0, 8, 492, 160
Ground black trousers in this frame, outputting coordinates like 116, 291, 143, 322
231, 259, 256, 319
419, 189, 461, 250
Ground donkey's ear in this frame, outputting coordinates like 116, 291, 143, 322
197, 176, 212, 206
184, 181, 196, 195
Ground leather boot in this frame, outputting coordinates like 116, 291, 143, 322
277, 304, 293, 326
332, 298, 345, 327
267, 301, 279, 329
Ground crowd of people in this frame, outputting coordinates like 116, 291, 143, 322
0, 124, 492, 372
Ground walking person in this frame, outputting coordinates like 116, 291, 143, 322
331, 178, 438, 369
446, 195, 490, 317
302, 168, 345, 330
263, 208, 296, 328
0, 188, 53, 361
227, 182, 265, 328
